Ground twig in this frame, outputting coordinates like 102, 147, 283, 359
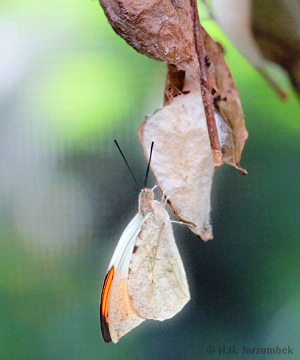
190, 0, 223, 168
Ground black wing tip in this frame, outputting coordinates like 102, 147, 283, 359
100, 313, 112, 343
100, 267, 115, 344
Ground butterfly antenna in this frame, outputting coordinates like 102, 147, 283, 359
144, 141, 154, 188
114, 140, 139, 191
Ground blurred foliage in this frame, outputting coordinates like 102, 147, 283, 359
0, 1, 300, 359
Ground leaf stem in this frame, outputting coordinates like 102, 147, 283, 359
190, 0, 223, 168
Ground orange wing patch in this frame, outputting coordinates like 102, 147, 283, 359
100, 267, 115, 343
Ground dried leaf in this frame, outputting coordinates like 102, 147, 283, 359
209, 0, 288, 99
202, 26, 248, 174
164, 64, 186, 105
210, 0, 266, 69
252, 0, 300, 98
99, 0, 224, 167
139, 74, 214, 241
99, 0, 200, 79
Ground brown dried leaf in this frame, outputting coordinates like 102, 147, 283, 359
164, 64, 186, 105
209, 0, 287, 100
202, 26, 248, 174
99, 0, 200, 79
139, 75, 214, 241
99, 0, 224, 167
252, 0, 300, 98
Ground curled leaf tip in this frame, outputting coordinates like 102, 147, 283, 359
236, 166, 248, 176
198, 227, 213, 242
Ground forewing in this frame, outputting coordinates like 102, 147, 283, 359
100, 213, 150, 343
108, 272, 145, 343
107, 213, 142, 273
127, 209, 190, 320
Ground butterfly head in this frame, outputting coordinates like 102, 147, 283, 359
139, 188, 155, 216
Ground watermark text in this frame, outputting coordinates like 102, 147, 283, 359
206, 345, 294, 355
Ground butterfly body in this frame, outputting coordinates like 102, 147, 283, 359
100, 188, 190, 343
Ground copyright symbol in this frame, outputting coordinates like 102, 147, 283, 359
207, 346, 215, 354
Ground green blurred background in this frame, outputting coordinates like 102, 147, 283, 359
1, 1, 300, 359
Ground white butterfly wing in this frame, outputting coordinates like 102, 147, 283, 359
100, 212, 151, 343
107, 273, 144, 343
127, 204, 190, 320
107, 213, 141, 274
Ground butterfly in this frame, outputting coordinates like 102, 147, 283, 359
100, 142, 190, 343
